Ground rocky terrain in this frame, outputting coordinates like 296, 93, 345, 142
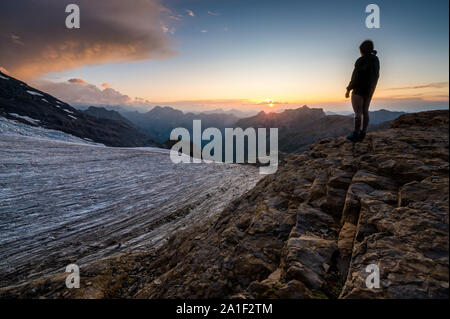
0, 72, 159, 147
1, 110, 447, 299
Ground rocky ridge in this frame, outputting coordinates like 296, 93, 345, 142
1, 110, 448, 299
236, 106, 399, 153
0, 72, 158, 147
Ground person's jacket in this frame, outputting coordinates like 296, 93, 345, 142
347, 53, 380, 97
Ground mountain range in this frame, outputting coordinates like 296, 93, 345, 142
0, 72, 159, 147
122, 106, 240, 143
236, 106, 398, 153
120, 105, 404, 153
1, 71, 406, 154
83, 106, 135, 126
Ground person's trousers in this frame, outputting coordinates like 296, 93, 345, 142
351, 93, 372, 133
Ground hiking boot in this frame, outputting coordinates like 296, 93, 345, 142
357, 131, 366, 142
346, 131, 360, 142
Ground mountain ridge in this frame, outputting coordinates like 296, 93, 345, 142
237, 105, 394, 153
122, 106, 240, 143
122, 103, 405, 153
83, 106, 135, 127
0, 72, 159, 147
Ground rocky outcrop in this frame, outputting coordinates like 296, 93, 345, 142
127, 110, 447, 299
1, 110, 447, 299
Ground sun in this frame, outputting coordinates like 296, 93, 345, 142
264, 98, 275, 108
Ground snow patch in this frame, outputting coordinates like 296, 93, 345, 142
0, 75, 9, 80
8, 113, 41, 125
26, 90, 43, 96
63, 109, 74, 114
0, 116, 101, 146
68, 115, 77, 120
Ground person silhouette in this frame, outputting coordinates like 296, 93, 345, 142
345, 40, 380, 142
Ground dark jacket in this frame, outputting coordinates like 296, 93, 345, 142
347, 54, 380, 97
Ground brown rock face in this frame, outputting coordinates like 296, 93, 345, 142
135, 110, 449, 299
1, 110, 448, 299
142, 110, 448, 299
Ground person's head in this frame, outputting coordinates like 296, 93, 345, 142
360, 40, 377, 56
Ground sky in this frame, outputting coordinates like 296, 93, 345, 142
1, 0, 448, 113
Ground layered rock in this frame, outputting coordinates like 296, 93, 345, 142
1, 110, 448, 299
137, 110, 449, 299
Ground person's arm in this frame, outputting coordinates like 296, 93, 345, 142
346, 58, 362, 97
367, 57, 380, 97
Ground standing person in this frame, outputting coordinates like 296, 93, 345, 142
345, 40, 380, 142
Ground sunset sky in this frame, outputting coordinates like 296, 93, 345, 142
1, 0, 448, 112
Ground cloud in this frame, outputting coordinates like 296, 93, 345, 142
33, 79, 153, 108
161, 23, 176, 35
186, 9, 195, 17
152, 99, 290, 112
68, 78, 89, 85
201, 29, 208, 33
382, 82, 449, 91
0, 0, 176, 79
11, 34, 23, 45
207, 11, 220, 16
256, 100, 288, 106
169, 14, 183, 21
0, 67, 10, 75
375, 82, 449, 109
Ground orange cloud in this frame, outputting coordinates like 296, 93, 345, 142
33, 79, 153, 108
381, 82, 448, 91
0, 66, 9, 75
1, 0, 176, 79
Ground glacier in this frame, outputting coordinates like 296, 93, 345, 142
0, 117, 262, 287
